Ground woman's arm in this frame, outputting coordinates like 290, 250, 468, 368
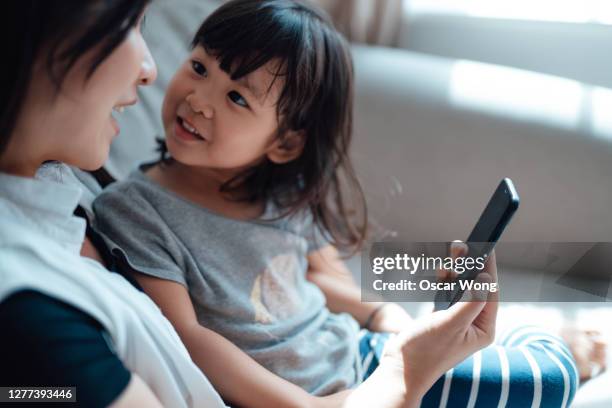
306, 245, 412, 333
132, 273, 323, 408
309, 244, 500, 407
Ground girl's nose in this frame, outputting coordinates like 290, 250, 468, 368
138, 46, 157, 85
186, 93, 214, 119
202, 105, 213, 119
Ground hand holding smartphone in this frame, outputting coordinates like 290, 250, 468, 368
434, 178, 519, 311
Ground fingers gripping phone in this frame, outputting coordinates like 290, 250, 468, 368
434, 178, 520, 311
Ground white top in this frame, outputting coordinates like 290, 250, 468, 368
0, 169, 226, 408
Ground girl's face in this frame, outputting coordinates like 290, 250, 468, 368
4, 13, 157, 176
162, 46, 296, 178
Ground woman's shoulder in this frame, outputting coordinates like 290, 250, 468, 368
0, 289, 101, 329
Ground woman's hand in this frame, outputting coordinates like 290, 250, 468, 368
379, 242, 499, 404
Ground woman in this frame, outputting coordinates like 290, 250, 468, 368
0, 1, 498, 407
0, 1, 224, 407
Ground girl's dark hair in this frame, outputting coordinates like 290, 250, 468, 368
0, 0, 149, 156
188, 0, 367, 252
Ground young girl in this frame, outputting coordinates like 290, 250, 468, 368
94, 0, 584, 406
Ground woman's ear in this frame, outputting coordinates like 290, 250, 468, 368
266, 130, 306, 164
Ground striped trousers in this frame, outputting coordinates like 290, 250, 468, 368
358, 325, 579, 408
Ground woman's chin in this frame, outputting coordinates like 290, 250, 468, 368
73, 144, 110, 171
75, 157, 107, 171
85, 127, 116, 169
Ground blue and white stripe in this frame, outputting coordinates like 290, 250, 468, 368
359, 325, 578, 408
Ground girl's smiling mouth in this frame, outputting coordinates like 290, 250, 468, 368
175, 116, 207, 142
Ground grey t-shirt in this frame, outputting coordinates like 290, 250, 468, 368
92, 169, 362, 395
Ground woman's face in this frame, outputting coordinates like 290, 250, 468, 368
5, 12, 157, 176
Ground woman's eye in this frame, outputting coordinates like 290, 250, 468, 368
228, 91, 249, 108
191, 60, 207, 77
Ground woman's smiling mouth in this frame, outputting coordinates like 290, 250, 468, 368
109, 101, 137, 136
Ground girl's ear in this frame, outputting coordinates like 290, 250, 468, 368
266, 130, 306, 164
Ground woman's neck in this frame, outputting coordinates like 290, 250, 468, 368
0, 148, 41, 178
0, 130, 54, 178
0, 161, 38, 178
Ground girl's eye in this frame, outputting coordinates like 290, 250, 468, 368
191, 60, 207, 77
228, 91, 249, 108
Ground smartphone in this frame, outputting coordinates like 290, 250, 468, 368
434, 178, 520, 310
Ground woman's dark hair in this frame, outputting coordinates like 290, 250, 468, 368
185, 0, 367, 252
0, 0, 149, 156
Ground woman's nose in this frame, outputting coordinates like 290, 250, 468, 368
186, 93, 214, 119
138, 46, 157, 85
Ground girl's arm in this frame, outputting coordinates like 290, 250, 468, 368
132, 273, 320, 408
306, 245, 412, 333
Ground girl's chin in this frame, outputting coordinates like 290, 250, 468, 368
164, 134, 186, 160
164, 137, 210, 167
